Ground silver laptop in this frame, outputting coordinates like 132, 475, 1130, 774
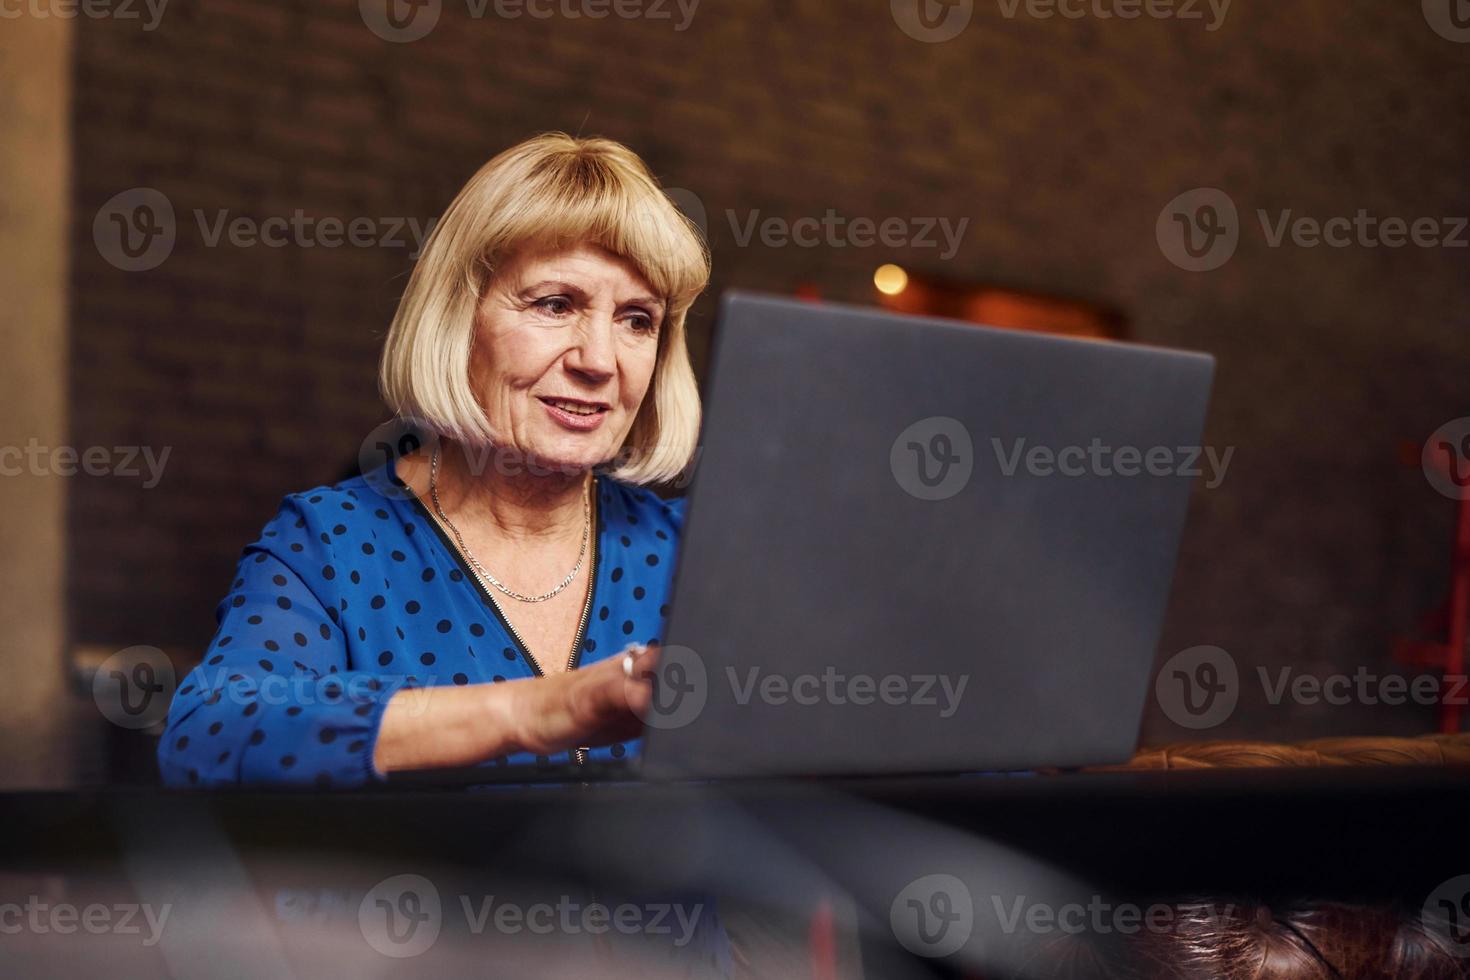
392, 291, 1215, 786
638, 291, 1215, 779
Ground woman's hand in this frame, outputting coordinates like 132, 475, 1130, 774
371, 643, 658, 775
508, 643, 659, 755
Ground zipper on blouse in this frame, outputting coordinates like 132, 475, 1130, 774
417, 478, 600, 768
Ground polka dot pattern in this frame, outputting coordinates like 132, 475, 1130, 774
158, 462, 684, 788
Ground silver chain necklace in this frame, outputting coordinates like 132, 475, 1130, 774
428, 444, 589, 603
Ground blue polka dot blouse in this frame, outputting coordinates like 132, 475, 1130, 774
158, 460, 684, 788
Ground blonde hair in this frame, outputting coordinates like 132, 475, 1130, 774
379, 132, 710, 485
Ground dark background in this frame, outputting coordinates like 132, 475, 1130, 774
5, 0, 1468, 785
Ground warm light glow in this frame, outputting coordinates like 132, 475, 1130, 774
873, 264, 909, 296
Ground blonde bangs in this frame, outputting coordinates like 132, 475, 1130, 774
476, 144, 709, 320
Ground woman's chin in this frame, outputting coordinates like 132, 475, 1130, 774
513, 441, 608, 478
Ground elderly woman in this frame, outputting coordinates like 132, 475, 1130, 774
159, 133, 706, 787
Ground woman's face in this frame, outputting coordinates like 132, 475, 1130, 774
470, 241, 664, 475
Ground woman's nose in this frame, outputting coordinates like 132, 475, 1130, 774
564, 312, 617, 382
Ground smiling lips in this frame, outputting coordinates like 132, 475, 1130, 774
538, 396, 611, 431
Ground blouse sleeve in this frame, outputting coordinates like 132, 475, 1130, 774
157, 495, 404, 789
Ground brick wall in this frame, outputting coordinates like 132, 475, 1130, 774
71, 0, 1470, 745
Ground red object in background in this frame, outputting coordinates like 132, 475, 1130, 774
808, 898, 838, 980
1394, 441, 1470, 733
876, 271, 1127, 340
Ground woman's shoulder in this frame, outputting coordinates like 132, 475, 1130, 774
246, 469, 413, 559
596, 477, 687, 540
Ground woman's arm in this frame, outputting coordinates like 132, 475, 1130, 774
159, 494, 655, 787
159, 508, 419, 787
372, 646, 656, 774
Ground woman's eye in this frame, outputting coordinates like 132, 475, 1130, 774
624, 311, 658, 334
534, 296, 573, 315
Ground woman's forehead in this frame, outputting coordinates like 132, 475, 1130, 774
495, 241, 660, 298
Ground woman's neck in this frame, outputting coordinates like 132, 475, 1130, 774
425, 439, 590, 543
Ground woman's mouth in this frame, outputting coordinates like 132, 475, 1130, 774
538, 396, 610, 431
